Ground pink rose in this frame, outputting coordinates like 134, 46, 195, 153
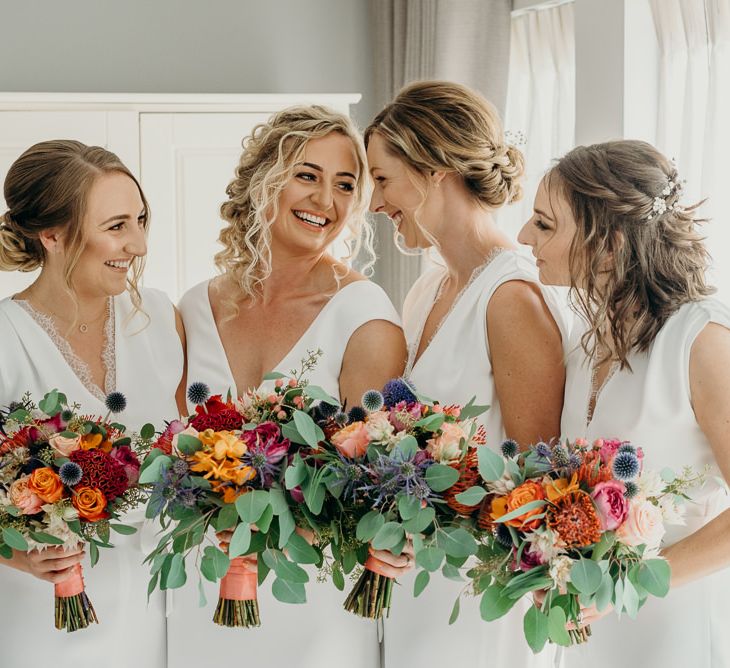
598, 438, 622, 464
110, 445, 141, 484
616, 497, 665, 549
9, 476, 44, 515
591, 480, 628, 530
331, 421, 370, 458
426, 422, 466, 463
48, 433, 81, 456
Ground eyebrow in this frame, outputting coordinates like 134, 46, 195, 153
534, 207, 555, 221
301, 161, 357, 180
99, 209, 146, 226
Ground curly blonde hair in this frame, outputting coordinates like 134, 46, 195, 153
215, 105, 373, 307
551, 140, 714, 369
0, 140, 149, 317
364, 80, 525, 209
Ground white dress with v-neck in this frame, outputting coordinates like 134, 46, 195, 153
170, 278, 401, 668
0, 288, 183, 668
384, 249, 571, 668
559, 299, 730, 668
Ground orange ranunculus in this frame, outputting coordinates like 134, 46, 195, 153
72, 486, 109, 521
495, 480, 546, 531
80, 432, 112, 453
28, 467, 65, 503
543, 473, 580, 503
198, 429, 246, 460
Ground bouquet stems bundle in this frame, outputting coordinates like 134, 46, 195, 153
54, 563, 98, 631
213, 554, 260, 627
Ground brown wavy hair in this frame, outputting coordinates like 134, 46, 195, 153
0, 139, 148, 317
551, 140, 714, 368
215, 105, 373, 310
364, 80, 525, 209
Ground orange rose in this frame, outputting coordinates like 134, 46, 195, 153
28, 467, 65, 503
331, 422, 370, 458
72, 486, 109, 521
492, 480, 546, 531
543, 473, 580, 502
80, 433, 112, 453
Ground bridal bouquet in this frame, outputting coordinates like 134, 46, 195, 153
0, 389, 149, 631
141, 351, 331, 628
304, 378, 490, 620
467, 437, 702, 652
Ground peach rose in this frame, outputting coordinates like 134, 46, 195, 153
9, 476, 44, 515
48, 433, 81, 456
72, 486, 109, 522
426, 422, 466, 463
28, 467, 65, 503
616, 497, 665, 550
492, 480, 546, 531
331, 421, 370, 458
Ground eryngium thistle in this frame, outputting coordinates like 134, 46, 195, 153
59, 461, 83, 486
500, 439, 519, 458
623, 481, 639, 498
348, 406, 368, 423
316, 401, 339, 419
618, 443, 637, 455
362, 390, 385, 413
381, 378, 417, 409
105, 391, 127, 414
568, 453, 583, 470
334, 411, 349, 427
535, 442, 552, 458
187, 382, 211, 406
551, 444, 570, 469
612, 451, 640, 481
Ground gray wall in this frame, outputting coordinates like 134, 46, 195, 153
0, 0, 376, 125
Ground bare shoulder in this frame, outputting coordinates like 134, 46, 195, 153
487, 279, 556, 331
690, 321, 730, 389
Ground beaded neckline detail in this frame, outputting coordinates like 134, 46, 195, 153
15, 298, 117, 402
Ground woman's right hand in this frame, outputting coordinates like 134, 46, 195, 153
9, 545, 85, 584
215, 528, 257, 573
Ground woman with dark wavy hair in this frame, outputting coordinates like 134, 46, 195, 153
519, 139, 730, 667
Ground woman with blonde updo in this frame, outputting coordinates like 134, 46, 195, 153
172, 105, 408, 667
0, 140, 185, 667
519, 140, 730, 667
365, 81, 569, 667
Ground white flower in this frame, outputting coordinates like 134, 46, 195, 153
652, 197, 667, 215
549, 555, 574, 590
637, 470, 665, 499
525, 527, 565, 563
658, 495, 686, 525
364, 411, 394, 444
384, 430, 411, 453
486, 470, 516, 496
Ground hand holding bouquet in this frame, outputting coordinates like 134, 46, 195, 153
0, 389, 150, 631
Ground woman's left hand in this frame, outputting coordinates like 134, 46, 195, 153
367, 537, 415, 578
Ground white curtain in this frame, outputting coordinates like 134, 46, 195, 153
650, 0, 730, 299
499, 1, 575, 242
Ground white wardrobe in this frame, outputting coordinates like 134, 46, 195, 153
0, 93, 360, 300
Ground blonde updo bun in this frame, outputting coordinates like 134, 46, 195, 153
0, 213, 43, 271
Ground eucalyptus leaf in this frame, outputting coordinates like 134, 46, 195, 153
637, 559, 671, 598
372, 522, 405, 551
1, 527, 27, 551
402, 506, 435, 533
235, 490, 270, 524
425, 464, 460, 492
415, 546, 445, 572
454, 485, 488, 506
523, 605, 550, 654
356, 511, 386, 542
272, 577, 307, 604
435, 527, 477, 558
480, 583, 518, 621
477, 446, 505, 482
285, 532, 320, 565
293, 410, 324, 448
448, 597, 461, 625
397, 494, 421, 521
228, 523, 252, 558
570, 558, 603, 596
547, 605, 571, 646
414, 569, 430, 597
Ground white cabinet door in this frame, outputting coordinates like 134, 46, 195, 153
0, 111, 138, 298
140, 113, 271, 301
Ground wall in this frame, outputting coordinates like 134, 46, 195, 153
0, 0, 376, 125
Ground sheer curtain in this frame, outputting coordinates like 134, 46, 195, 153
499, 1, 575, 242
650, 0, 730, 298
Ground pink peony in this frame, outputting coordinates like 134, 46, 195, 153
591, 480, 628, 530
616, 497, 665, 549
331, 421, 370, 458
9, 476, 44, 515
110, 445, 141, 484
48, 433, 81, 456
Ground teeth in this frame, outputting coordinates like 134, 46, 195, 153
105, 260, 130, 269
294, 210, 327, 226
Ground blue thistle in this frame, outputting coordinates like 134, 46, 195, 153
61, 409, 74, 422
326, 452, 370, 502
105, 391, 127, 414
171, 459, 189, 477
316, 401, 339, 419
623, 481, 639, 499
535, 442, 552, 458
612, 451, 640, 481
362, 390, 385, 413
361, 449, 436, 508
348, 406, 368, 423
618, 443, 636, 455
551, 444, 570, 469
59, 461, 83, 486
381, 378, 417, 409
500, 439, 519, 458
187, 382, 211, 406
334, 411, 349, 427
568, 453, 583, 470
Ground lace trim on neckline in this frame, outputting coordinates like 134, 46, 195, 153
585, 359, 618, 427
15, 298, 117, 402
406, 246, 505, 375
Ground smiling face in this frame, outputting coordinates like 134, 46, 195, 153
517, 174, 577, 287
366, 131, 439, 250
270, 132, 359, 257
64, 171, 148, 298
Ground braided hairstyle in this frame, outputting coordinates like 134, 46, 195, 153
550, 139, 713, 368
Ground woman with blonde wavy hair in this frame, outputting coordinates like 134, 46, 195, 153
519, 140, 730, 667
0, 140, 185, 667
366, 80, 568, 668
173, 105, 408, 667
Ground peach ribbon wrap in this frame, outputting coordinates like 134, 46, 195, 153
54, 563, 85, 597
220, 556, 257, 601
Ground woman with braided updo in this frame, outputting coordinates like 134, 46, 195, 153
366, 81, 569, 667
519, 140, 730, 666
0, 140, 185, 666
